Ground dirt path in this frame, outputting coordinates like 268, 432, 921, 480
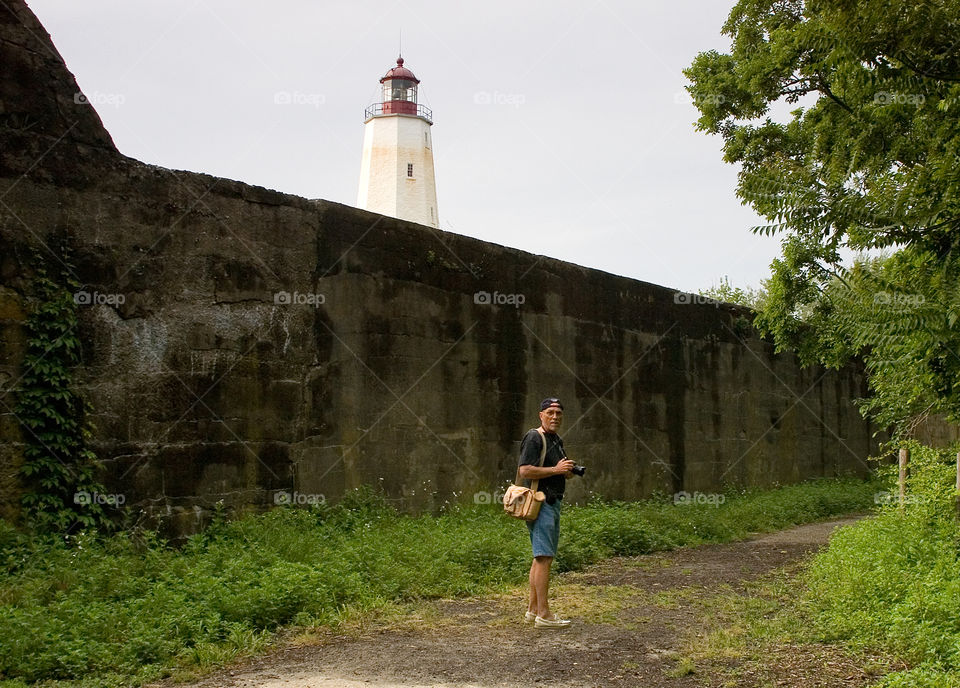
167, 516, 885, 688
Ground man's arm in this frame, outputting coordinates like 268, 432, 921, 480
519, 460, 574, 479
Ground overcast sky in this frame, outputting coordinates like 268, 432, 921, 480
28, 0, 781, 294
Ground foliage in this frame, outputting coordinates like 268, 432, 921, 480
803, 442, 960, 685
13, 257, 111, 534
0, 479, 877, 687
816, 252, 960, 433
699, 275, 767, 310
684, 0, 960, 435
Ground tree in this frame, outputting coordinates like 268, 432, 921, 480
699, 276, 767, 310
685, 0, 960, 436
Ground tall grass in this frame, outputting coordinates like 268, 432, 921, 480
804, 442, 960, 686
0, 478, 877, 688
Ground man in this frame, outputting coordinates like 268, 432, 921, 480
518, 397, 575, 628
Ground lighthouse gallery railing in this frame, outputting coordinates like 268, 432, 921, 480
364, 103, 433, 123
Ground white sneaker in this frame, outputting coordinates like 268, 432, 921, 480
535, 614, 571, 628
524, 611, 536, 623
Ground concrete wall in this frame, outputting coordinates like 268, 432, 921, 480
0, 0, 875, 534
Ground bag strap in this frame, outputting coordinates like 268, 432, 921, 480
515, 427, 549, 491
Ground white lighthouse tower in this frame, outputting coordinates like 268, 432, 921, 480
357, 56, 439, 228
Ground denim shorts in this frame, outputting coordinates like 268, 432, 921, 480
527, 499, 561, 557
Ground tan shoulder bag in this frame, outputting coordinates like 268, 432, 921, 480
503, 428, 548, 521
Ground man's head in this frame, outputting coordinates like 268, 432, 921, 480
539, 397, 563, 433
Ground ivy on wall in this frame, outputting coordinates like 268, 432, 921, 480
14, 253, 111, 534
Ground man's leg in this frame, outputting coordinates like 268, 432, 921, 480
526, 501, 563, 621
530, 555, 553, 618
528, 559, 538, 614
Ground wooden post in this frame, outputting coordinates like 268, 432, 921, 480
955, 452, 960, 519
898, 448, 909, 510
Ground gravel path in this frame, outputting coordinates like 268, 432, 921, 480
161, 515, 878, 688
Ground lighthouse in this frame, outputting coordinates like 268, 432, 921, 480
357, 56, 439, 228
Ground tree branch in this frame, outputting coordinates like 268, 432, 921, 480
818, 80, 854, 114
893, 51, 960, 84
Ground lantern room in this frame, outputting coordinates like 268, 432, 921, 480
364, 56, 433, 123
382, 57, 418, 114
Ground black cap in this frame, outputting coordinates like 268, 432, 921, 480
540, 397, 563, 411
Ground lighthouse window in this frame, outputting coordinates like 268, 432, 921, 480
407, 163, 414, 178
385, 79, 416, 102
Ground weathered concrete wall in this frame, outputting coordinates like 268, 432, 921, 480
0, 1, 875, 533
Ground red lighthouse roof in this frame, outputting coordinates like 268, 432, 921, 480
380, 56, 420, 84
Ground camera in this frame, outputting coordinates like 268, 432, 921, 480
571, 465, 586, 477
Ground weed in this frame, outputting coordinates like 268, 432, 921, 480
666, 656, 696, 677
0, 477, 878, 686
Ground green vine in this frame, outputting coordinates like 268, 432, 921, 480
14, 252, 112, 534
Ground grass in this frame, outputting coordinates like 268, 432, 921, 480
668, 442, 960, 688
665, 656, 696, 678
0, 477, 879, 687
800, 442, 960, 686
665, 567, 898, 686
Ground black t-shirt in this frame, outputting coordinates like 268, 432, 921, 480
518, 428, 566, 504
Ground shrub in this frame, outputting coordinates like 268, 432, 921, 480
803, 442, 960, 684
